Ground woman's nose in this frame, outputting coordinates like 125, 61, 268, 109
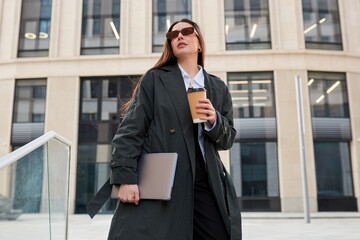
177, 33, 184, 40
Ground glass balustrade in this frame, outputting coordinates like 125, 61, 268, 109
0, 133, 71, 240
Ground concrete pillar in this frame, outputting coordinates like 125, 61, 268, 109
347, 73, 360, 211
0, 78, 15, 196
51, 0, 82, 57
339, 0, 360, 54
194, 0, 226, 53
45, 76, 80, 213
0, 79, 15, 158
0, 0, 21, 60
125, 0, 152, 55
275, 70, 317, 212
270, 0, 305, 50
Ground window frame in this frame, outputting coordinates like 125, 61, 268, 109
224, 0, 272, 50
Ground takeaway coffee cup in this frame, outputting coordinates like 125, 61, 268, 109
187, 87, 207, 123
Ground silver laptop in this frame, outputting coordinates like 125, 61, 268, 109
111, 152, 178, 200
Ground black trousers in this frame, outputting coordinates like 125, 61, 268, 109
193, 124, 229, 240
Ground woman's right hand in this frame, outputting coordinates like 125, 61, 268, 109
118, 184, 140, 205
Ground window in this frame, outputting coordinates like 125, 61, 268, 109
228, 72, 279, 211
224, 0, 271, 50
308, 72, 356, 211
314, 142, 353, 198
228, 72, 275, 118
152, 0, 191, 52
18, 0, 52, 57
314, 142, 356, 211
231, 142, 279, 197
12, 79, 46, 145
302, 0, 342, 50
11, 79, 47, 212
308, 72, 349, 118
76, 75, 139, 213
81, 0, 121, 55
13, 80, 46, 123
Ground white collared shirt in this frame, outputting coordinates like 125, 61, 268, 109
178, 64, 214, 161
178, 64, 205, 91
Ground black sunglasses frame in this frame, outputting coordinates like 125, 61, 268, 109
166, 27, 198, 40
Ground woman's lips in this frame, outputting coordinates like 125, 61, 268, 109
177, 42, 187, 48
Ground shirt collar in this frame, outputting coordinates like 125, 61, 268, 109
178, 64, 204, 90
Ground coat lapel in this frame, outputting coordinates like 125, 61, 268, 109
158, 65, 196, 180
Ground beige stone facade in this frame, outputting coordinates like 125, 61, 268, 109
0, 0, 360, 213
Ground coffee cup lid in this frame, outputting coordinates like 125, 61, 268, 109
187, 87, 206, 93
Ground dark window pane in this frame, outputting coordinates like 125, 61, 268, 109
18, 0, 52, 57
75, 161, 117, 213
75, 161, 96, 213
230, 142, 279, 197
32, 113, 45, 122
77, 144, 97, 163
225, 0, 271, 50
78, 122, 98, 142
152, 0, 192, 52
314, 142, 354, 197
241, 143, 268, 196
81, 0, 121, 55
33, 85, 46, 98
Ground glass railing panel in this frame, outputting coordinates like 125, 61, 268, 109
46, 138, 71, 240
0, 145, 50, 239
0, 135, 70, 240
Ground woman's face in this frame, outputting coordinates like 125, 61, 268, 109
169, 22, 200, 61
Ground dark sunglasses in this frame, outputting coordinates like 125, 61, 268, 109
166, 27, 198, 40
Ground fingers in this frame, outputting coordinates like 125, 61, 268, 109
120, 193, 137, 203
134, 192, 140, 205
196, 98, 216, 124
120, 191, 139, 205
118, 184, 140, 205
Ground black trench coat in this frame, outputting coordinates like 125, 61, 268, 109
108, 64, 242, 240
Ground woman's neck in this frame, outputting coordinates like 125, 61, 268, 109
178, 58, 199, 78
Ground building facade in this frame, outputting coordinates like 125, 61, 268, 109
0, 0, 359, 214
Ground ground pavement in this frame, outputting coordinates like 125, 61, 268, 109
0, 212, 359, 239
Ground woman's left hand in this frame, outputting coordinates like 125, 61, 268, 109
196, 98, 216, 126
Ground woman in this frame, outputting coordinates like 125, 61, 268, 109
108, 19, 241, 240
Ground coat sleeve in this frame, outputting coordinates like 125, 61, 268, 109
109, 71, 154, 185
204, 83, 236, 151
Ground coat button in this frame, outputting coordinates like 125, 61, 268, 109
110, 161, 115, 166
169, 128, 176, 135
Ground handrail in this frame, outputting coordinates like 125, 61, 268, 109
0, 131, 72, 169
